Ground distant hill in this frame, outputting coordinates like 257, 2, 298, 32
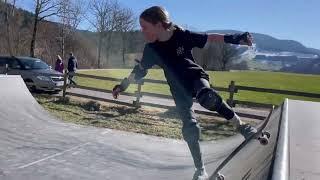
0, 1, 145, 68
281, 58, 320, 74
0, 1, 34, 27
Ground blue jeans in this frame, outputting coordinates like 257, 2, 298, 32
170, 78, 236, 169
68, 71, 77, 85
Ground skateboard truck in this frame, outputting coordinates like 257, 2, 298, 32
216, 173, 225, 180
257, 131, 271, 145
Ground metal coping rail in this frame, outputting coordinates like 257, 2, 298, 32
271, 99, 289, 180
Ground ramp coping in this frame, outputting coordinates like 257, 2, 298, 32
271, 99, 290, 180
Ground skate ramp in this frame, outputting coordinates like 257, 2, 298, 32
209, 105, 282, 179
0, 75, 240, 179
210, 100, 320, 180
286, 100, 320, 180
0, 75, 278, 180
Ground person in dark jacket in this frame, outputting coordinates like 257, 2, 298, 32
54, 55, 64, 73
112, 6, 256, 180
67, 52, 78, 86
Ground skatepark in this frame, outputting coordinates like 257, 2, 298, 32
1, 75, 320, 180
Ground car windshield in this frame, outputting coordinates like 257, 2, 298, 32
19, 58, 49, 70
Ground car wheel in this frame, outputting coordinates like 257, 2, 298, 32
24, 79, 37, 92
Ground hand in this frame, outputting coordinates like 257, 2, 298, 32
239, 32, 253, 46
112, 85, 122, 99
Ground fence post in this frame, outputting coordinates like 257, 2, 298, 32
227, 80, 236, 107
133, 80, 143, 107
62, 71, 68, 98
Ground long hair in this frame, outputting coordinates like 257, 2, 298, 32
140, 6, 173, 30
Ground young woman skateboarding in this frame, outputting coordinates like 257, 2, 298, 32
112, 6, 256, 180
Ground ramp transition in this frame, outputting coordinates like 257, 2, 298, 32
1, 75, 302, 180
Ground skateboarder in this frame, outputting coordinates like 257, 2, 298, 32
112, 6, 256, 180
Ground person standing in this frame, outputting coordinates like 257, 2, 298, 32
67, 52, 78, 86
54, 55, 64, 73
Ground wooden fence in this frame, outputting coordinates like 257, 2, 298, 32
62, 73, 320, 120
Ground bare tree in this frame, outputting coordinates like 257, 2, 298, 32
88, 0, 124, 68
193, 42, 238, 71
0, 0, 33, 55
57, 0, 85, 58
103, 0, 122, 67
30, 0, 61, 57
219, 43, 238, 70
4, 0, 16, 55
87, 0, 110, 68
117, 7, 136, 66
66, 0, 85, 53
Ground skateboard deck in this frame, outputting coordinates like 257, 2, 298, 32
210, 106, 275, 180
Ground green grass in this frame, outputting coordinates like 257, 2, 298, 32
35, 95, 238, 141
76, 69, 320, 105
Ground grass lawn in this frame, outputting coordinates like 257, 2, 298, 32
76, 69, 320, 105
34, 70, 319, 141
35, 94, 240, 141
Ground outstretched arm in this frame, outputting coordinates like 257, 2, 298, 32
207, 32, 253, 46
112, 62, 149, 99
207, 33, 225, 43
112, 45, 157, 99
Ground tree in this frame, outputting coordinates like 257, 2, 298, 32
88, 0, 126, 68
102, 0, 122, 67
87, 0, 110, 68
57, 0, 85, 58
219, 43, 238, 70
30, 0, 61, 57
4, 0, 16, 55
117, 7, 136, 66
0, 0, 31, 56
193, 42, 238, 71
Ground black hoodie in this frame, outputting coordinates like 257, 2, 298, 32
67, 56, 78, 72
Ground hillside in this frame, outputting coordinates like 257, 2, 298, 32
281, 58, 320, 74
0, 1, 145, 68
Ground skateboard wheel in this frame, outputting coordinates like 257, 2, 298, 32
216, 173, 225, 180
263, 131, 271, 139
259, 136, 269, 145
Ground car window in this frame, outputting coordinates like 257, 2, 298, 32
32, 60, 49, 69
9, 59, 21, 69
0, 58, 8, 74
20, 59, 33, 69
0, 58, 8, 67
19, 58, 49, 70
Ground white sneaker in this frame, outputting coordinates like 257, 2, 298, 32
192, 168, 209, 180
230, 114, 257, 140
238, 123, 257, 140
229, 114, 244, 128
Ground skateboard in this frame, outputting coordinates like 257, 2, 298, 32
210, 106, 275, 180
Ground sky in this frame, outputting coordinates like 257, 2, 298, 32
17, 0, 320, 49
